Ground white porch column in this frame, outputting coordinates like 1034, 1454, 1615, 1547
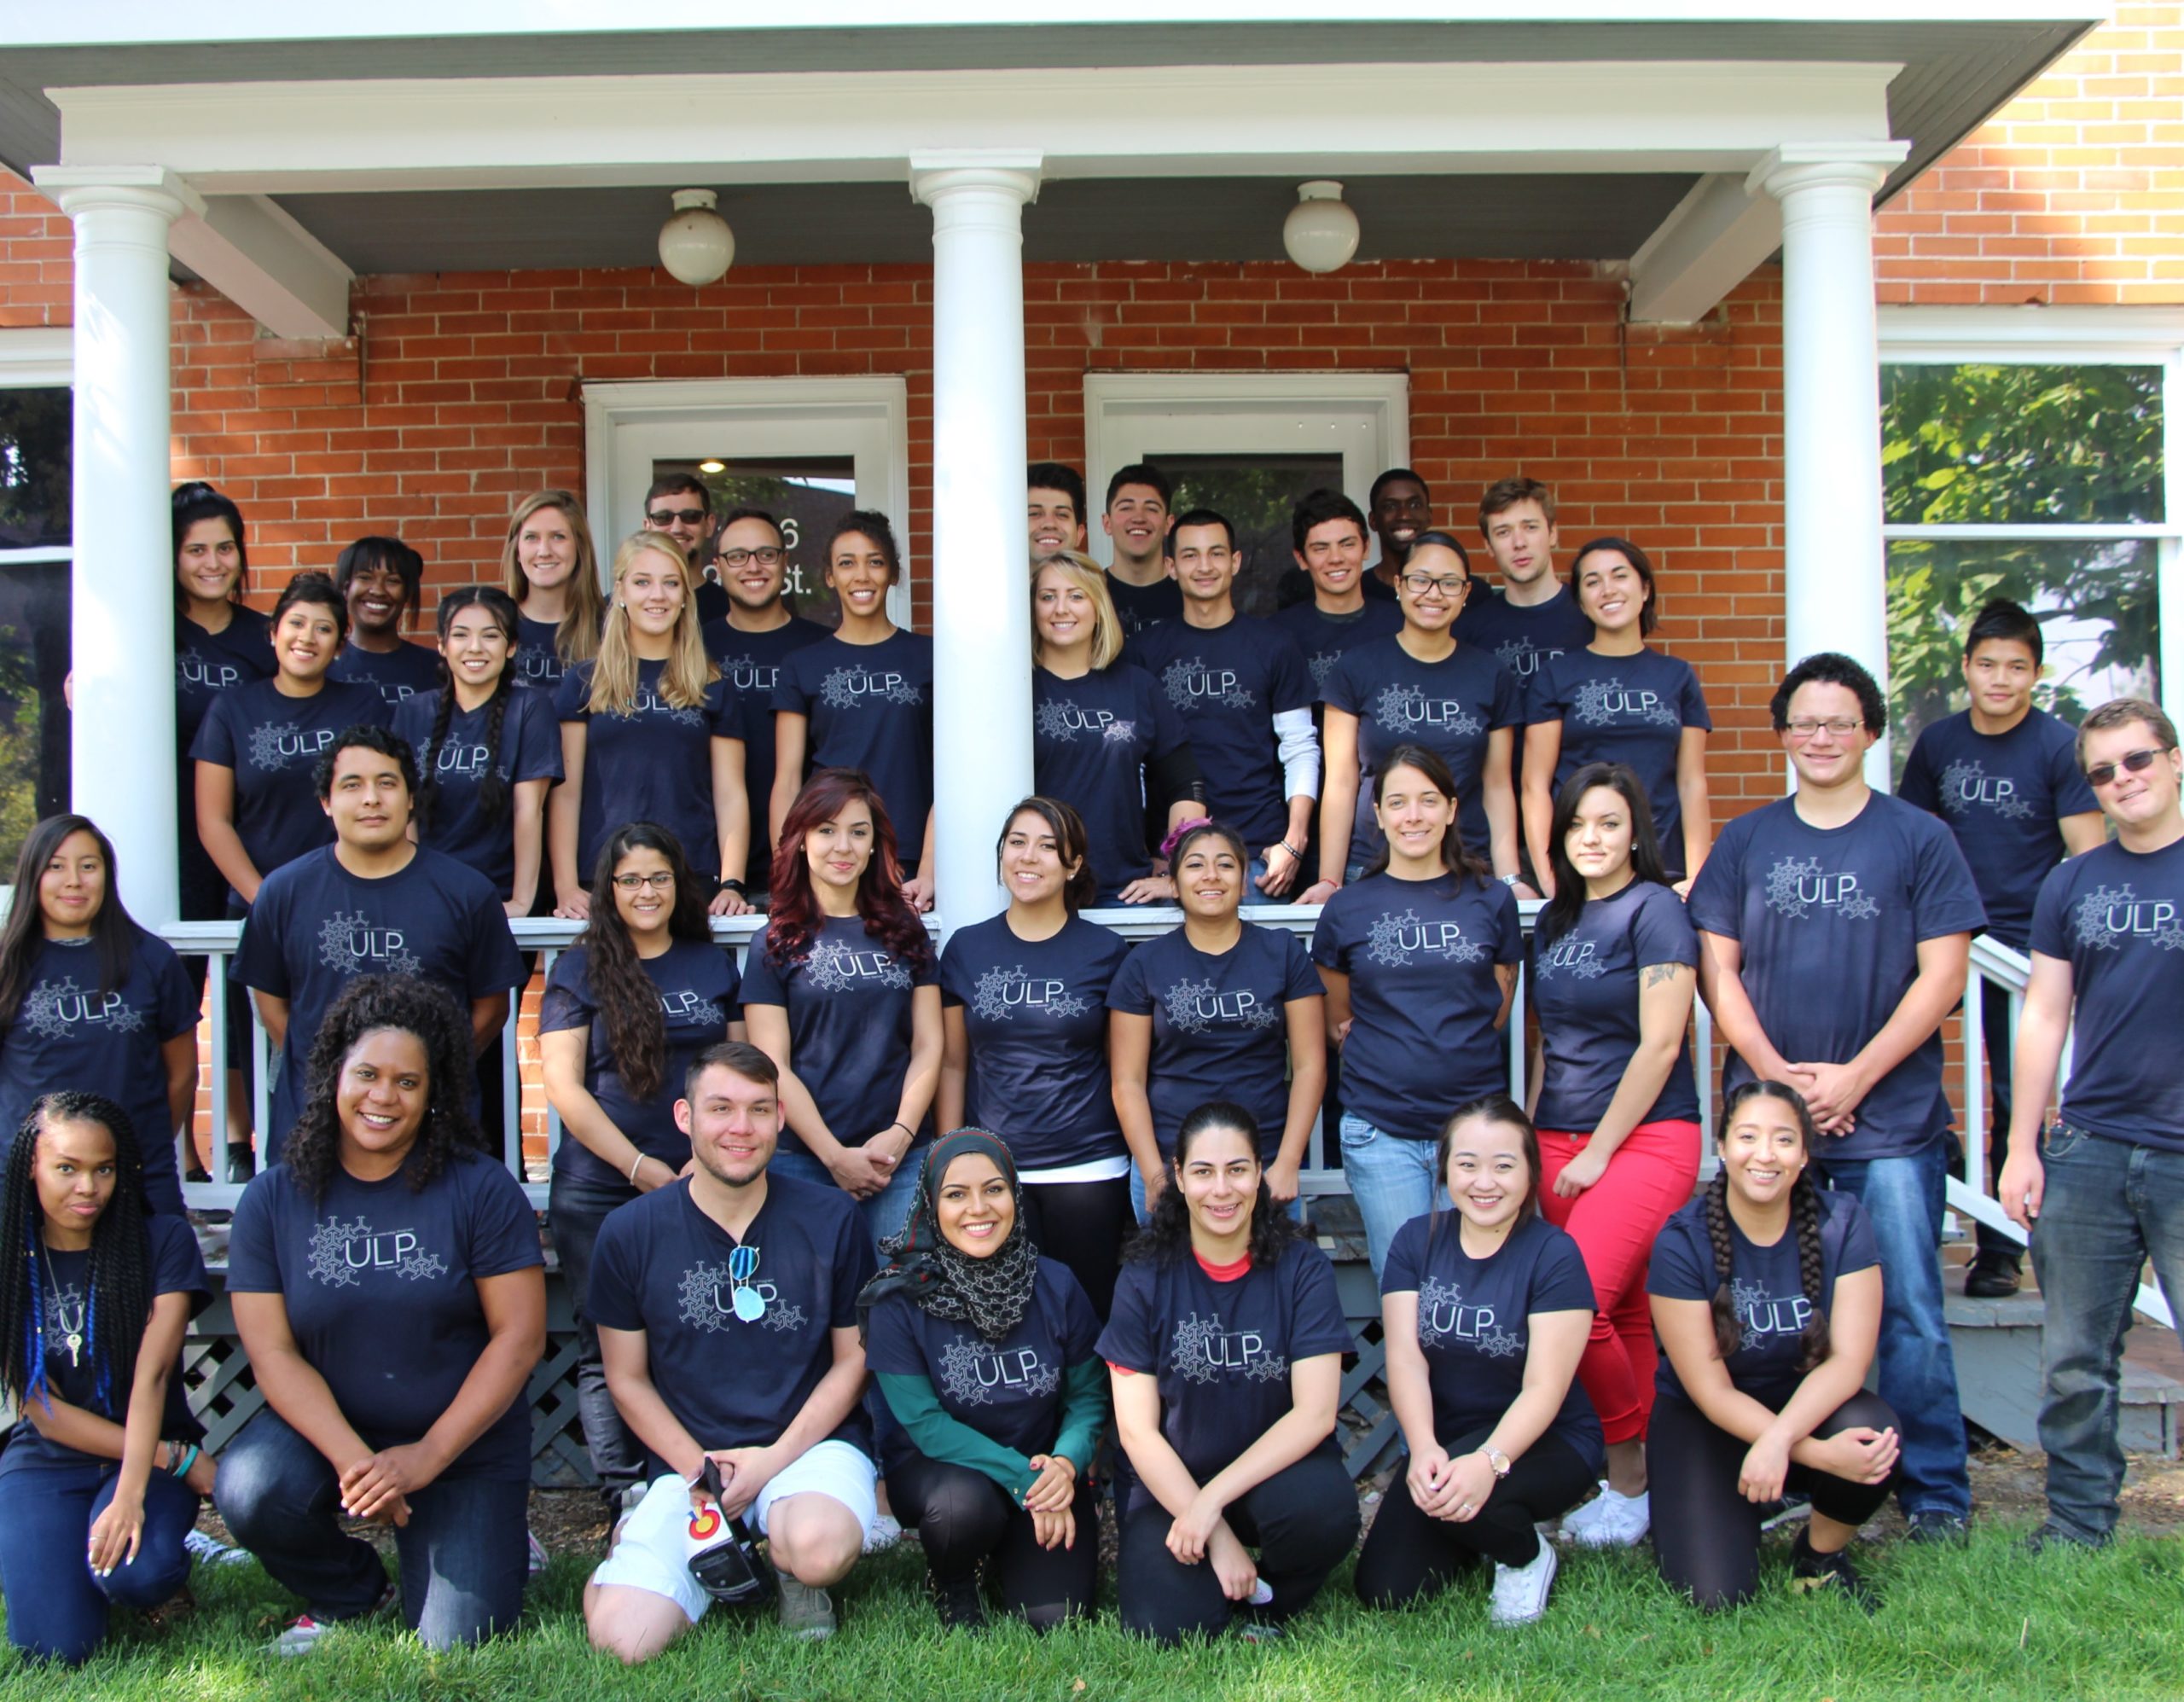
914, 155, 1041, 936
34, 166, 203, 926
1752, 142, 1907, 786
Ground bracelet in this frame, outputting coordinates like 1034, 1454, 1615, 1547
1277, 841, 1304, 863
718, 877, 749, 897
629, 1151, 646, 1184
168, 1442, 200, 1480
887, 1121, 912, 1140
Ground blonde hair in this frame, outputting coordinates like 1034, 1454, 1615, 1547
501, 489, 605, 665
586, 532, 718, 714
1031, 551, 1124, 672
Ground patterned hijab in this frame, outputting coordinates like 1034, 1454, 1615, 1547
857, 1130, 1039, 1344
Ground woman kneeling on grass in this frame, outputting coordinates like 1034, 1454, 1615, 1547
1647, 1079, 1900, 1610
1098, 1102, 1359, 1645
1354, 1095, 1600, 1626
0, 1092, 216, 1665
859, 1130, 1108, 1631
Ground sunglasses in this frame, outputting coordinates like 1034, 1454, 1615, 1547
648, 508, 706, 527
727, 1245, 767, 1322
2084, 746, 2173, 788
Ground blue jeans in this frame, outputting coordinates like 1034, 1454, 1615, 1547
215, 1408, 526, 1649
0, 1455, 199, 1664
767, 1145, 924, 1251
1340, 1113, 1446, 1282
2028, 1123, 2184, 1542
549, 1170, 647, 1500
1814, 1140, 1969, 1516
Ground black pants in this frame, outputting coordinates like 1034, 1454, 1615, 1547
548, 1170, 647, 1501
1019, 1176, 1133, 1322
886, 1455, 1098, 1629
1647, 1389, 1899, 1611
1118, 1451, 1359, 1644
1354, 1426, 1594, 1605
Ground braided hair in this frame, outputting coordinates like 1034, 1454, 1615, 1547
1704, 1080, 1833, 1373
417, 585, 522, 836
1124, 1101, 1304, 1269
578, 822, 715, 1103
282, 975, 486, 1202
0, 1092, 152, 1417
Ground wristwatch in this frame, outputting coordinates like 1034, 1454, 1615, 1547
1478, 1447, 1512, 1478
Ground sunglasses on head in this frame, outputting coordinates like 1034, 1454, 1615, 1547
2084, 746, 2173, 788
648, 508, 706, 526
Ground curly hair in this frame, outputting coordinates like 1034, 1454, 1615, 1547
765, 768, 932, 973
1706, 1080, 1832, 1374
1125, 1101, 1304, 1269
578, 822, 716, 1103
282, 975, 485, 1203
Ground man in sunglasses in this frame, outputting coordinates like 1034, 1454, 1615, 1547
585, 1041, 880, 1657
644, 474, 730, 624
2001, 697, 2184, 1554
700, 508, 828, 900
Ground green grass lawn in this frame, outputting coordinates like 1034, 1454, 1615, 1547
7, 1522, 2182, 1701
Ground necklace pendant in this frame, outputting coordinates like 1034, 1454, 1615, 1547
64, 1332, 82, 1368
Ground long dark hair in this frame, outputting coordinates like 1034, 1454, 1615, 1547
579, 822, 715, 1103
1536, 762, 1672, 948
1426, 1094, 1542, 1253
0, 1092, 153, 1417
765, 769, 931, 973
1705, 1080, 1832, 1374
282, 976, 485, 1201
0, 816, 144, 1026
172, 481, 248, 612
998, 796, 1098, 914
1358, 743, 1490, 886
417, 585, 522, 835
1126, 1101, 1304, 1269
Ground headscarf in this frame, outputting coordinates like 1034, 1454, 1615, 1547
856, 1129, 1039, 1344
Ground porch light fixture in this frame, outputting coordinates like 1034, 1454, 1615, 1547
659, 189, 735, 286
1282, 180, 1360, 275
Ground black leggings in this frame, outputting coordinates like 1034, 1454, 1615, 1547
886, 1455, 1098, 1630
1118, 1451, 1359, 1644
1018, 1176, 1132, 1321
1647, 1389, 1900, 1611
1354, 1426, 1595, 1605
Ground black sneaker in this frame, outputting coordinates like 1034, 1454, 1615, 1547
1790, 1530, 1877, 1612
928, 1566, 986, 1631
1905, 1509, 1969, 1545
2024, 1522, 2111, 1557
1963, 1252, 2023, 1298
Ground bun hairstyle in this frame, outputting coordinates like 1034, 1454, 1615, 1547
273, 571, 350, 645
1705, 1080, 1831, 1372
1127, 1100, 1303, 1269
171, 481, 249, 608
1163, 817, 1249, 881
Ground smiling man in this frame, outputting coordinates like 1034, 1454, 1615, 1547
1100, 462, 1183, 636
1368, 467, 1434, 595
1028, 462, 1089, 561
1269, 489, 1403, 704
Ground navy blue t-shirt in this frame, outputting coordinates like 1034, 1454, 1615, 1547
226, 1152, 544, 1480
703, 614, 828, 888
176, 607, 276, 909
392, 688, 565, 897
235, 845, 525, 1147
1267, 597, 1404, 704
939, 913, 1129, 1171
540, 938, 741, 1187
0, 934, 200, 1217
1, 1214, 209, 1472
328, 639, 443, 707
1900, 708, 2100, 949
1529, 647, 1712, 878
1322, 636, 1519, 870
1106, 573, 1182, 638
1381, 1211, 1604, 1473
1454, 583, 1594, 709
1649, 1187, 1879, 1410
1126, 615, 1315, 855
1687, 793, 1988, 1162
555, 657, 742, 883
513, 613, 574, 693
189, 677, 393, 889
741, 916, 938, 1153
1310, 872, 1521, 1142
1107, 922, 1322, 1160
1032, 663, 1188, 903
1096, 1239, 1351, 1514
2030, 835, 2184, 1153
867, 1259, 1101, 1474
773, 630, 935, 866
587, 1175, 877, 1468
1530, 880, 1699, 1132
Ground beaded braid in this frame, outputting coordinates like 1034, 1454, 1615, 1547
473, 671, 514, 824
1701, 1170, 1744, 1362
1789, 1171, 1834, 1374
415, 665, 460, 836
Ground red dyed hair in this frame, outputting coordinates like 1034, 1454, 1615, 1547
764, 767, 932, 972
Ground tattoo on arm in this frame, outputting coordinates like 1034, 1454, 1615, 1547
1643, 963, 1684, 989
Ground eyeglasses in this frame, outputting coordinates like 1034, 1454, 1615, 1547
648, 508, 706, 527
2085, 746, 2172, 787
1784, 717, 1864, 741
1401, 572, 1469, 596
719, 546, 785, 568
613, 871, 676, 892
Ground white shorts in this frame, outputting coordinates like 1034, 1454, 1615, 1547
588, 1441, 880, 1624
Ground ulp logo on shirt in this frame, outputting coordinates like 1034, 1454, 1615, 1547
1729, 1277, 1812, 1347
677, 1258, 807, 1333
1415, 1275, 1524, 1358
968, 965, 1090, 1022
20, 976, 145, 1043
305, 1215, 448, 1287
1160, 658, 1255, 712
1364, 909, 1490, 969
1374, 684, 1482, 738
621, 688, 707, 729
804, 937, 913, 994
937, 1335, 1060, 1407
1938, 758, 2036, 822
433, 741, 494, 780
1170, 1311, 1288, 1385
1163, 976, 1280, 1035
179, 655, 244, 693
317, 910, 425, 976
1571, 678, 1680, 729
1034, 699, 1136, 746
1493, 639, 1565, 681
2071, 882, 2184, 953
721, 656, 781, 694
1763, 857, 1880, 921
818, 668, 923, 711
1535, 935, 1606, 981
247, 722, 338, 772
659, 989, 718, 1024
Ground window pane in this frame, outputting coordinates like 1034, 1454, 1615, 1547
654, 456, 856, 631
1885, 537, 2159, 782
0, 387, 72, 549
1158, 451, 1345, 621
1880, 363, 2164, 526
0, 561, 72, 866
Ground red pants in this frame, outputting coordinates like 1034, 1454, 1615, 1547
1536, 1120, 1702, 1447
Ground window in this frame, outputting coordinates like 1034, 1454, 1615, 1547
0, 328, 73, 871
1879, 309, 2183, 779
653, 454, 856, 630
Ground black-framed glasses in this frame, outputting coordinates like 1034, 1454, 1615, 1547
1784, 717, 1864, 740
1400, 572, 1469, 596
648, 508, 706, 526
2085, 746, 2172, 787
719, 546, 785, 568
613, 871, 676, 892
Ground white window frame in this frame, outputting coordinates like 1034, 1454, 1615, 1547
0, 327, 73, 572
1876, 306, 2184, 708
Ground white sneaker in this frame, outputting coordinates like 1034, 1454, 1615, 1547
1559, 1486, 1650, 1548
268, 1582, 397, 1655
863, 1512, 903, 1554
183, 1527, 250, 1567
1489, 1537, 1559, 1627
776, 1574, 837, 1641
